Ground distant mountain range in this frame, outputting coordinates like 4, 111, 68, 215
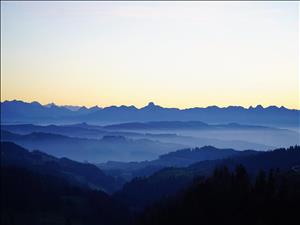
104, 121, 276, 130
1, 100, 299, 127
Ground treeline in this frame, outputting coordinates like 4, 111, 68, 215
114, 145, 300, 211
136, 165, 300, 225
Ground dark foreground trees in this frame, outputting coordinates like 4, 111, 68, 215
137, 165, 300, 225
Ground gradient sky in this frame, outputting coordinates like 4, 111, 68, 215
1, 1, 299, 109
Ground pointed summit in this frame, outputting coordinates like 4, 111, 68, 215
141, 102, 161, 110
147, 102, 156, 107
255, 105, 264, 110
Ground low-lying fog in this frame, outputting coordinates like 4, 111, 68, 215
1, 122, 299, 163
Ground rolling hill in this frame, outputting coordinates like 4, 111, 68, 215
0, 130, 186, 162
0, 142, 123, 193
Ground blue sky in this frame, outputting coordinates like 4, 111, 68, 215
1, 1, 299, 108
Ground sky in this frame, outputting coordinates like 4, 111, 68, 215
1, 1, 299, 109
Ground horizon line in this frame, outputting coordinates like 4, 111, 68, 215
1, 99, 299, 111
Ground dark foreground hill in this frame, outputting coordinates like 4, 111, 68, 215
1, 142, 300, 225
1, 167, 131, 225
0, 142, 123, 193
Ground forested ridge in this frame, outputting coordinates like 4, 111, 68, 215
1, 144, 300, 225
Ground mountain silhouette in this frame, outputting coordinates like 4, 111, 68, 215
1, 100, 299, 127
